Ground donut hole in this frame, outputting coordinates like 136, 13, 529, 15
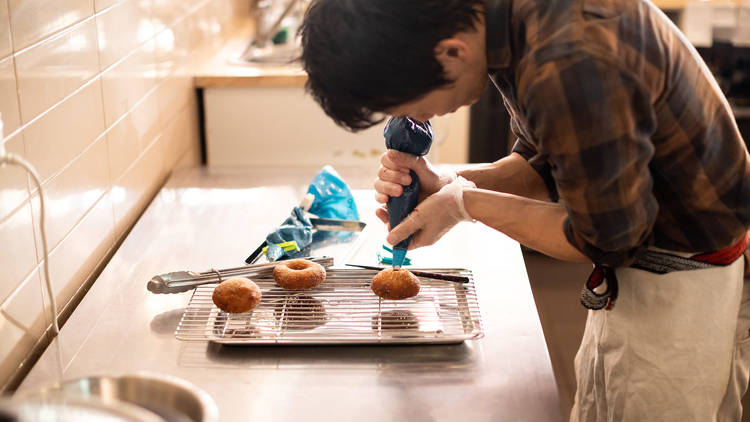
286, 260, 310, 271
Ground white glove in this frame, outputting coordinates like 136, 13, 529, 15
373, 150, 456, 204
386, 176, 476, 250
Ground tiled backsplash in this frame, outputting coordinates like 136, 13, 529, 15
0, 0, 244, 391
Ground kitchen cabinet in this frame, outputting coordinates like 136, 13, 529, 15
201, 82, 388, 167
199, 78, 470, 167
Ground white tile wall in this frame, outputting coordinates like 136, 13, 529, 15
0, 133, 27, 219
30, 135, 110, 253
45, 190, 116, 309
156, 71, 194, 113
22, 78, 106, 183
0, 1, 11, 58
106, 90, 160, 181
94, 0, 120, 12
8, 0, 94, 51
0, 55, 20, 134
111, 134, 166, 236
0, 316, 30, 378
0, 0, 237, 391
162, 97, 199, 169
100, 40, 158, 126
14, 19, 100, 123
3, 269, 46, 333
96, 0, 154, 69
0, 269, 47, 385
0, 201, 36, 300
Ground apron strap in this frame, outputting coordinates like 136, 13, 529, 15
580, 233, 749, 310
581, 265, 618, 310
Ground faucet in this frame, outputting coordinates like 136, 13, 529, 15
240, 0, 304, 63
252, 0, 302, 49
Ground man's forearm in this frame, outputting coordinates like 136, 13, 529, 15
457, 152, 550, 201
463, 188, 589, 263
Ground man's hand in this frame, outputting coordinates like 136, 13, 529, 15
373, 150, 456, 205
384, 176, 476, 249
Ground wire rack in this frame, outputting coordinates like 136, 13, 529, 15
176, 268, 483, 345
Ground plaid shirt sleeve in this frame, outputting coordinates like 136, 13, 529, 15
510, 118, 560, 202
520, 52, 660, 267
510, 116, 560, 202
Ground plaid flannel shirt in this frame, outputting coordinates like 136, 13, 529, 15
486, 0, 750, 267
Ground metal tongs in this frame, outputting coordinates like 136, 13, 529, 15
147, 256, 334, 294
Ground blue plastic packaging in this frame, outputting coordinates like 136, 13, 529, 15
306, 165, 360, 221
265, 205, 313, 259
263, 166, 360, 261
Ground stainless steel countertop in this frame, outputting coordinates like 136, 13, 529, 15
17, 166, 563, 422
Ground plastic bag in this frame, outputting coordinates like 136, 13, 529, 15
306, 165, 359, 221
265, 206, 313, 256
263, 166, 359, 261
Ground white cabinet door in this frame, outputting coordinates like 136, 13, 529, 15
204, 85, 469, 167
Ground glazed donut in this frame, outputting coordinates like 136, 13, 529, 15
212, 277, 262, 313
370, 268, 420, 300
273, 259, 327, 290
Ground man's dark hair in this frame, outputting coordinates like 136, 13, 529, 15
299, 0, 484, 131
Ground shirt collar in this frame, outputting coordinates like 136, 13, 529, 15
485, 0, 513, 70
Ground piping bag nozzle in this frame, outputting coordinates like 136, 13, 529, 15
391, 248, 408, 269
384, 117, 434, 267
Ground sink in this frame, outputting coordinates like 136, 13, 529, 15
17, 373, 219, 422
0, 396, 165, 422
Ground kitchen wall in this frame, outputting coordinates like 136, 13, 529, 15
0, 0, 246, 391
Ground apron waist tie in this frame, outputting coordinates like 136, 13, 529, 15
580, 233, 750, 310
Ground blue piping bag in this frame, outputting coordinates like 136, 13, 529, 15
384, 117, 433, 267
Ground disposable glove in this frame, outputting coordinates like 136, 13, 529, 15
374, 150, 457, 204
385, 176, 476, 250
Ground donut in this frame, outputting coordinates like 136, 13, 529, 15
212, 277, 262, 313
370, 268, 420, 300
273, 259, 327, 290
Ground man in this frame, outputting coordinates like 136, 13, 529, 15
299, 0, 750, 420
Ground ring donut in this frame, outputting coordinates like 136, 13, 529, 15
212, 277, 262, 313
273, 259, 327, 290
371, 268, 420, 300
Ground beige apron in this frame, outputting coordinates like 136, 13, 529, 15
571, 256, 749, 421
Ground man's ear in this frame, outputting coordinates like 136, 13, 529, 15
434, 38, 469, 77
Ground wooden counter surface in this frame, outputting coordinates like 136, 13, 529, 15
194, 18, 307, 89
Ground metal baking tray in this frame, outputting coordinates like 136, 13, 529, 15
175, 268, 484, 345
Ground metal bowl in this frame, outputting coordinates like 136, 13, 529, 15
20, 373, 218, 422
0, 396, 165, 422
